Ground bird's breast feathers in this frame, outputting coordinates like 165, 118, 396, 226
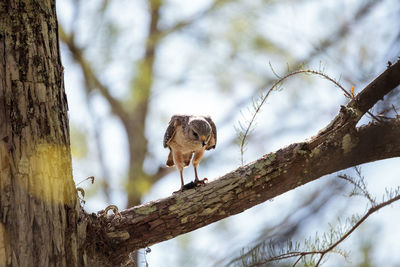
168, 125, 204, 153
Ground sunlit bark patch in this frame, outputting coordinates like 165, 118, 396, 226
15, 143, 75, 205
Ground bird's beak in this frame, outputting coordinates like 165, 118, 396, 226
201, 136, 206, 147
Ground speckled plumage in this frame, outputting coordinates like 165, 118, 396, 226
163, 115, 217, 190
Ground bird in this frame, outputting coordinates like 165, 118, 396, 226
163, 115, 217, 191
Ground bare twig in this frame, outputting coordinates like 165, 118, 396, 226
338, 167, 376, 206
238, 68, 350, 165
76, 176, 95, 186
314, 194, 400, 266
240, 193, 400, 267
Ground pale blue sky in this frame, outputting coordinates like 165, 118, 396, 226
57, 0, 400, 266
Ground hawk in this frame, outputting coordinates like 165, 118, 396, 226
163, 115, 217, 191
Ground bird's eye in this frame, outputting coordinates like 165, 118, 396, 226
192, 131, 198, 138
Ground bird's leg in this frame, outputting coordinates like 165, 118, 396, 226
192, 150, 204, 182
171, 150, 187, 193
193, 165, 200, 183
173, 169, 186, 194
193, 164, 208, 186
179, 169, 185, 190
192, 150, 207, 186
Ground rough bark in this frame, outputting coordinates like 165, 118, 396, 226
90, 61, 400, 265
0, 1, 89, 266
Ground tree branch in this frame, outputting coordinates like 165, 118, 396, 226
58, 26, 130, 123
314, 194, 400, 266
238, 193, 400, 267
90, 61, 400, 265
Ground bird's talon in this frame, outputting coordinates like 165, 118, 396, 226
173, 188, 184, 194
195, 177, 208, 186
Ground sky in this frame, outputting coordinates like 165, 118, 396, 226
57, 0, 400, 266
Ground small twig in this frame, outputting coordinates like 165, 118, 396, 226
242, 193, 400, 267
76, 176, 95, 186
239, 69, 351, 165
392, 104, 399, 117
315, 194, 400, 265
337, 173, 376, 206
269, 61, 282, 79
292, 254, 303, 266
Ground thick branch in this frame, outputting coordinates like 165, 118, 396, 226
350, 61, 400, 114
92, 61, 400, 265
106, 119, 400, 264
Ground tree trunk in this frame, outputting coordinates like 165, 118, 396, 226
0, 1, 85, 266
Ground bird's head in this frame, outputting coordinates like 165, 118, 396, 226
188, 117, 211, 146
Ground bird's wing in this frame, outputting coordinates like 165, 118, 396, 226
163, 115, 186, 148
203, 116, 217, 150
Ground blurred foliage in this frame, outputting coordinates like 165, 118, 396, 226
57, 0, 400, 266
226, 168, 400, 267
70, 126, 88, 159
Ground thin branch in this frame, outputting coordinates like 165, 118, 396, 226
292, 255, 303, 267
338, 169, 376, 206
315, 194, 400, 266
228, 179, 345, 266
243, 194, 400, 267
238, 68, 350, 165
